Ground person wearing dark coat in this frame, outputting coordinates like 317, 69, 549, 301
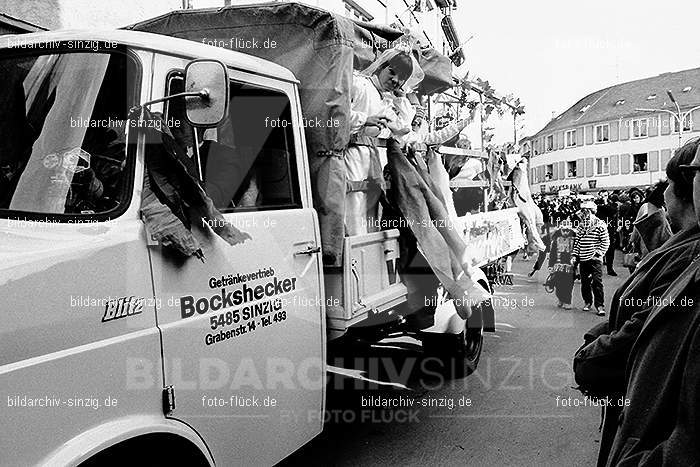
573, 139, 700, 466
577, 226, 700, 466
599, 138, 700, 465
596, 190, 619, 275
631, 182, 672, 248
604, 256, 700, 466
547, 220, 576, 308
529, 224, 551, 276
619, 188, 643, 251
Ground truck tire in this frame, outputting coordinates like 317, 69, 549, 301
421, 302, 485, 379
461, 301, 486, 375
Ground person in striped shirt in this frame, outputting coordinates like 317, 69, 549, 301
571, 200, 610, 316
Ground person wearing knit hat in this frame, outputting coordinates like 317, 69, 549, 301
572, 200, 610, 315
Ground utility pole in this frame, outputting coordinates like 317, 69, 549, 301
479, 92, 484, 150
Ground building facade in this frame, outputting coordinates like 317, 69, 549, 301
523, 68, 700, 195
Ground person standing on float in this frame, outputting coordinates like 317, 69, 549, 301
344, 46, 422, 235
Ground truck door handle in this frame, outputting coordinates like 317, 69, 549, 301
294, 245, 321, 256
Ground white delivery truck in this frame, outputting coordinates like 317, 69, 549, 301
0, 30, 327, 467
0, 10, 522, 465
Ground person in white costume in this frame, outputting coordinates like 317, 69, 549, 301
344, 46, 423, 235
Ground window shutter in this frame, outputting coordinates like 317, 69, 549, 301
576, 158, 584, 178
692, 109, 700, 131
621, 154, 631, 174
558, 132, 565, 149
660, 114, 671, 135
660, 149, 672, 169
610, 154, 619, 175
649, 116, 659, 137
558, 161, 566, 178
585, 158, 594, 177
620, 120, 630, 140
552, 163, 559, 180
649, 150, 659, 171
576, 127, 584, 146
585, 126, 593, 144
610, 121, 619, 141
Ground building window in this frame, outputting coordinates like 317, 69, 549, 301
672, 114, 692, 133
567, 161, 577, 178
633, 153, 648, 172
545, 164, 553, 180
632, 119, 648, 138
565, 129, 577, 147
546, 135, 554, 151
596, 156, 609, 175
595, 124, 609, 143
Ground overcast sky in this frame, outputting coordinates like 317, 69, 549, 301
451, 0, 700, 145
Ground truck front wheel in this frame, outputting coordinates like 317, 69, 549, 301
421, 301, 487, 379
462, 301, 486, 371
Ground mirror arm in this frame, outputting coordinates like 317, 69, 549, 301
130, 89, 210, 113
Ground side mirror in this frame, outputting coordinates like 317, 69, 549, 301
184, 59, 229, 127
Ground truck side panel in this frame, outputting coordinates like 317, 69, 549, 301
147, 54, 325, 466
0, 218, 164, 467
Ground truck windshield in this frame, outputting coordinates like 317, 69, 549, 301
0, 50, 138, 218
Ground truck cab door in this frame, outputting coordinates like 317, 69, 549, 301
147, 56, 325, 466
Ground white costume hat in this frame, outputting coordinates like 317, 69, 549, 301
360, 43, 425, 94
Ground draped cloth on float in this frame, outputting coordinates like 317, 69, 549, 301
485, 150, 506, 205
386, 139, 490, 319
134, 108, 251, 257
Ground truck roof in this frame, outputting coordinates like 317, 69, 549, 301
0, 29, 299, 83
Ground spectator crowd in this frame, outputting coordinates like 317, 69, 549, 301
529, 137, 700, 464
533, 183, 668, 275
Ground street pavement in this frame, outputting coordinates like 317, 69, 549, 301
280, 254, 629, 467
